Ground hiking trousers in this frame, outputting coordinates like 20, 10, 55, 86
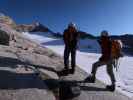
64, 46, 76, 70
91, 60, 116, 85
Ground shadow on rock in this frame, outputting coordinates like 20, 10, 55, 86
44, 78, 110, 100
0, 70, 48, 89
0, 56, 25, 68
0, 56, 58, 73
80, 86, 108, 92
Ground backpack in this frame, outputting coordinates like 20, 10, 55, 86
111, 40, 123, 59
111, 40, 123, 71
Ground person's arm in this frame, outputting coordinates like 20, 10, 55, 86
63, 30, 68, 45
76, 31, 80, 49
76, 31, 80, 42
109, 39, 112, 58
97, 39, 101, 45
63, 31, 65, 42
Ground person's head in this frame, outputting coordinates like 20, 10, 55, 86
68, 22, 76, 28
68, 22, 77, 32
100, 30, 109, 37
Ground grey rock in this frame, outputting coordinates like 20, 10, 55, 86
0, 29, 10, 45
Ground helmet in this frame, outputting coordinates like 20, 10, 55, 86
68, 22, 76, 28
101, 30, 109, 37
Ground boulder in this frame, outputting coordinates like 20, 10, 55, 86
0, 15, 16, 29
59, 80, 81, 100
0, 30, 10, 45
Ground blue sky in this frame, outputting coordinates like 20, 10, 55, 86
0, 0, 133, 35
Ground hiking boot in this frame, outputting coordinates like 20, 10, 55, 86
84, 75, 95, 83
106, 84, 115, 92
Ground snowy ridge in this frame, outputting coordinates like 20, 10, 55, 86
22, 32, 54, 43
23, 32, 133, 98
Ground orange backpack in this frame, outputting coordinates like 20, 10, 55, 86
111, 40, 123, 71
111, 40, 122, 59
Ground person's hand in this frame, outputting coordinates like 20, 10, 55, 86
97, 39, 101, 45
99, 57, 103, 61
76, 45, 79, 50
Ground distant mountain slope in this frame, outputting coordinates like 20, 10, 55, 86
16, 22, 53, 33
52, 31, 96, 39
78, 31, 95, 39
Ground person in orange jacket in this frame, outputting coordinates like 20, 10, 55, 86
63, 22, 80, 74
85, 30, 116, 91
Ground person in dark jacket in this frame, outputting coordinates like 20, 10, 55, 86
63, 22, 80, 74
84, 30, 116, 91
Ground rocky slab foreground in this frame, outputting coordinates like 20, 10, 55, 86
0, 45, 61, 100
57, 67, 131, 100
0, 69, 55, 100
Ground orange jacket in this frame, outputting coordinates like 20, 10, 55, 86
99, 36, 111, 61
63, 27, 79, 48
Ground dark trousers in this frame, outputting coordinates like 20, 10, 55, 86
64, 46, 76, 70
91, 60, 116, 85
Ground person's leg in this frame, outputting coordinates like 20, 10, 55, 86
106, 62, 116, 85
64, 46, 70, 69
70, 48, 76, 74
85, 61, 105, 82
91, 61, 105, 76
106, 61, 116, 91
